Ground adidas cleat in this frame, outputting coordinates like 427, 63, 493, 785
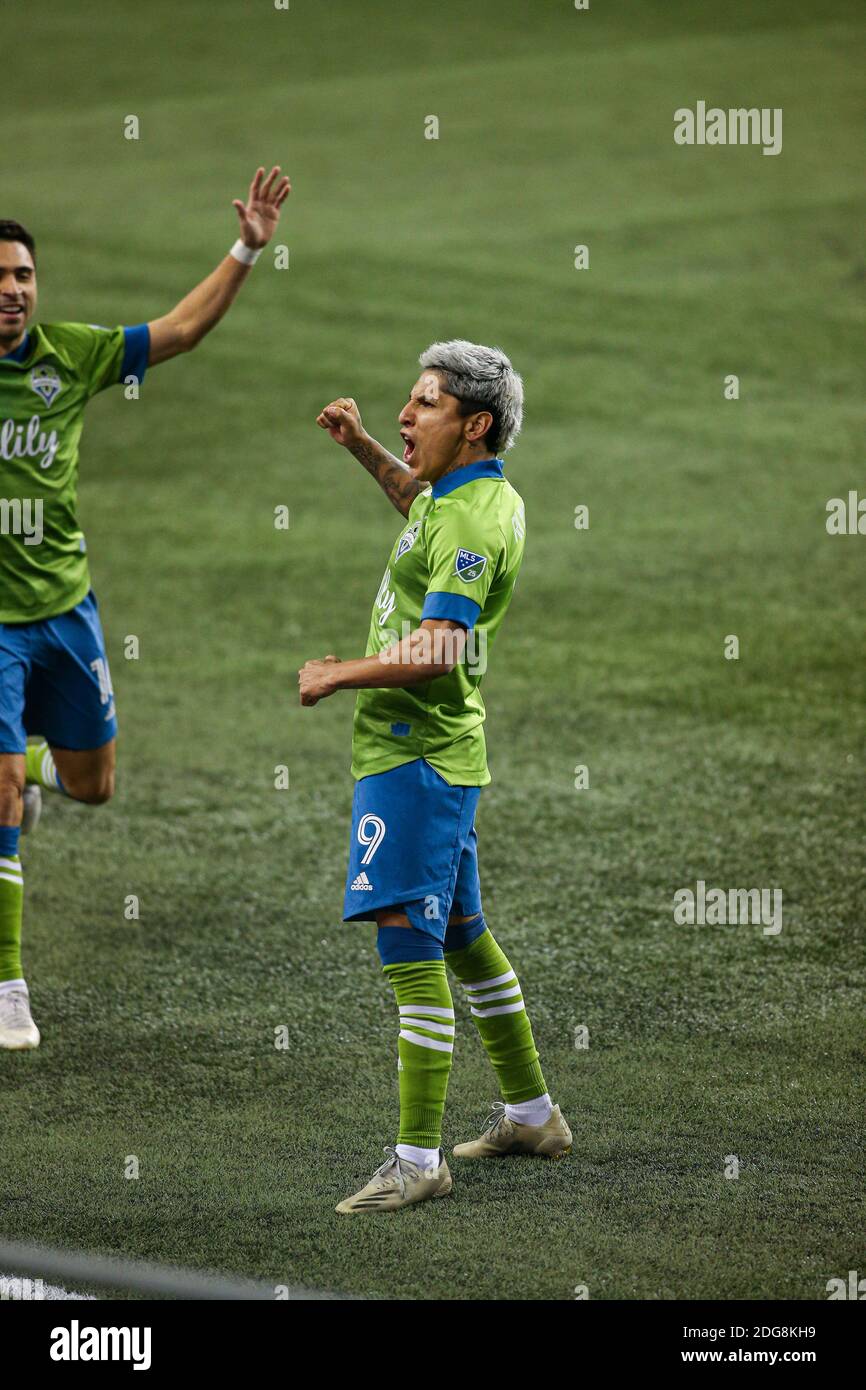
21, 784, 42, 835
453, 1101, 572, 1159
0, 985, 41, 1050
336, 1146, 452, 1213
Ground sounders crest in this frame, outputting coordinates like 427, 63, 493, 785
30, 362, 63, 407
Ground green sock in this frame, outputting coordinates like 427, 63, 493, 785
446, 927, 546, 1103
0, 855, 24, 983
383, 960, 455, 1149
24, 739, 64, 793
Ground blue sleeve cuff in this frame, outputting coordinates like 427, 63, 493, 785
421, 590, 481, 630
120, 323, 150, 386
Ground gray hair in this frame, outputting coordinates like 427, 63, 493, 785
419, 339, 523, 454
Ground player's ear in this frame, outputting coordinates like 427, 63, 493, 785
465, 410, 493, 444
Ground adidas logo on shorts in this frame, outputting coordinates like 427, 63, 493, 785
350, 871, 373, 891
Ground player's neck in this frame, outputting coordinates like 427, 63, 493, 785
434, 447, 496, 485
0, 331, 27, 359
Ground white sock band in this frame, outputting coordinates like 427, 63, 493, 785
40, 744, 60, 790
505, 1093, 553, 1127
395, 1143, 440, 1173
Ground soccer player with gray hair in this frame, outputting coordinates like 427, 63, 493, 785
300, 341, 571, 1212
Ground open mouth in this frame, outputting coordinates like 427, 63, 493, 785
0, 304, 24, 323
400, 431, 416, 465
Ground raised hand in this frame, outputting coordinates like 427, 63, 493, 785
316, 397, 366, 448
232, 165, 291, 250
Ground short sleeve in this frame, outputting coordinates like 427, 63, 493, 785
420, 505, 503, 630
80, 323, 150, 396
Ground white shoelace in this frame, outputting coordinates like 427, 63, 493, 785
482, 1101, 510, 1135
373, 1146, 408, 1197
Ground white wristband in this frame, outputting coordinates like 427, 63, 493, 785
230, 240, 261, 266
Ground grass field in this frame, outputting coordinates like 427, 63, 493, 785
1, 0, 863, 1300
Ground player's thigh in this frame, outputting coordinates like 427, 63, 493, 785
376, 908, 412, 928
443, 829, 485, 951
375, 907, 481, 928
26, 592, 118, 771
0, 626, 30, 821
344, 761, 480, 941
50, 739, 116, 805
449, 826, 482, 920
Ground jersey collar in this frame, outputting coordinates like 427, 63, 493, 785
431, 457, 504, 499
0, 325, 69, 369
0, 331, 32, 365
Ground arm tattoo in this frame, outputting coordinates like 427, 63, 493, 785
349, 436, 422, 517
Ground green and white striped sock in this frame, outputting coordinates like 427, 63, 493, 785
24, 739, 64, 794
446, 927, 547, 1104
0, 852, 24, 984
383, 960, 455, 1150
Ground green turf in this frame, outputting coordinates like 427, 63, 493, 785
1, 0, 863, 1300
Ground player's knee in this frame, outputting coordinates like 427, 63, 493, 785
66, 770, 115, 805
443, 912, 487, 953
0, 775, 24, 824
86, 772, 114, 805
377, 924, 444, 966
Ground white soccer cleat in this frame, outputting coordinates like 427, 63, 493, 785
0, 986, 41, 1049
21, 784, 42, 835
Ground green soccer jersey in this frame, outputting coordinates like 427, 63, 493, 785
0, 321, 149, 623
351, 457, 526, 787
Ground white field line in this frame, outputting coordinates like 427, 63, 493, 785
0, 1274, 95, 1301
0, 1241, 358, 1301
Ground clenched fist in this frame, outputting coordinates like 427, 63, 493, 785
316, 397, 365, 449
298, 654, 342, 706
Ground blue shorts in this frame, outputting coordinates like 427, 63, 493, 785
343, 758, 482, 942
0, 591, 117, 754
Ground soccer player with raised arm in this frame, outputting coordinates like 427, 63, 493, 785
0, 167, 290, 1048
299, 341, 572, 1212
